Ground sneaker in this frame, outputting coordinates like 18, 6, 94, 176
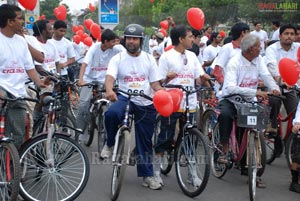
154, 172, 164, 186
142, 176, 162, 190
187, 165, 202, 187
100, 144, 112, 159
289, 182, 300, 193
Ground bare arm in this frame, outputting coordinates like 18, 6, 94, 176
150, 81, 163, 92
26, 68, 47, 88
105, 75, 117, 101
28, 43, 44, 63
78, 63, 87, 86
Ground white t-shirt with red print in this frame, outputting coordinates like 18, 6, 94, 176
0, 32, 34, 97
107, 51, 161, 106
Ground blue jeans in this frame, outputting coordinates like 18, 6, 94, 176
105, 94, 157, 177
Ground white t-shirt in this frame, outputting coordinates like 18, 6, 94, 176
72, 42, 88, 63
250, 30, 268, 55
158, 49, 205, 111
35, 40, 60, 74
83, 43, 125, 84
222, 54, 279, 99
271, 29, 280, 41
148, 38, 158, 54
264, 41, 300, 77
24, 35, 43, 53
203, 45, 221, 68
107, 51, 161, 106
0, 32, 34, 97
49, 37, 76, 75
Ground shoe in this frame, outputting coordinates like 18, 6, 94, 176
256, 178, 266, 188
142, 176, 162, 190
154, 172, 164, 186
187, 164, 202, 187
100, 144, 112, 159
289, 182, 300, 193
217, 154, 229, 164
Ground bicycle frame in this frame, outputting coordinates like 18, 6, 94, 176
278, 109, 295, 142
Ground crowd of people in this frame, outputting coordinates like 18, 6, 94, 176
1, 3, 300, 199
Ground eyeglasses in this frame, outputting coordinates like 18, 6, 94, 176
182, 52, 187, 65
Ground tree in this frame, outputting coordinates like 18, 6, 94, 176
40, 0, 70, 21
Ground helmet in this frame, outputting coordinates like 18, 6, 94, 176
124, 24, 145, 38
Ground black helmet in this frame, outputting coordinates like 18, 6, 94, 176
124, 24, 145, 38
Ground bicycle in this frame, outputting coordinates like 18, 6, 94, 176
0, 95, 38, 201
152, 84, 211, 198
264, 85, 300, 166
19, 84, 90, 201
80, 81, 109, 151
210, 94, 269, 201
110, 88, 154, 201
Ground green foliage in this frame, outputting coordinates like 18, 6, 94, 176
40, 0, 71, 22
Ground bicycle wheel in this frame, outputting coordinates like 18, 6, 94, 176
175, 128, 210, 197
152, 115, 174, 175
263, 132, 276, 164
285, 133, 294, 168
97, 104, 107, 155
202, 109, 217, 141
257, 132, 266, 177
83, 118, 95, 147
248, 131, 257, 201
111, 129, 130, 201
56, 112, 77, 139
68, 86, 80, 118
0, 142, 21, 201
210, 123, 227, 178
19, 133, 90, 201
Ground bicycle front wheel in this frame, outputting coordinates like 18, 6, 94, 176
111, 129, 130, 201
97, 104, 108, 155
175, 128, 210, 197
19, 133, 90, 201
0, 142, 21, 201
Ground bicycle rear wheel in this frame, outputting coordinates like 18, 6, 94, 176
248, 131, 258, 201
210, 123, 228, 178
285, 133, 295, 168
202, 109, 217, 141
97, 104, 108, 155
111, 129, 130, 201
264, 132, 276, 164
175, 128, 210, 197
19, 133, 90, 201
0, 142, 20, 201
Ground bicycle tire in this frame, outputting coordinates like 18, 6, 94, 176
19, 133, 90, 201
97, 104, 107, 155
202, 109, 217, 141
175, 128, 210, 197
285, 133, 294, 168
84, 119, 95, 147
68, 86, 80, 118
152, 115, 174, 175
257, 132, 266, 177
210, 123, 228, 178
264, 132, 277, 164
111, 129, 130, 201
248, 131, 257, 201
0, 142, 21, 201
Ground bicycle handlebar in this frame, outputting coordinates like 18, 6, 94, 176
162, 83, 214, 94
222, 93, 285, 103
116, 88, 153, 101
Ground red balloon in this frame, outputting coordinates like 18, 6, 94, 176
187, 7, 205, 30
297, 47, 300, 63
39, 14, 46, 20
164, 45, 174, 52
168, 89, 183, 112
90, 23, 101, 39
76, 30, 84, 36
81, 33, 89, 42
73, 35, 81, 44
83, 37, 93, 47
84, 19, 94, 30
72, 25, 79, 33
18, 0, 37, 11
219, 30, 226, 38
160, 20, 169, 30
149, 0, 155, 2
159, 29, 167, 37
89, 3, 96, 12
153, 90, 173, 117
278, 58, 299, 86
78, 25, 85, 31
54, 5, 67, 20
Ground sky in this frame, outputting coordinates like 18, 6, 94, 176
61, 0, 97, 12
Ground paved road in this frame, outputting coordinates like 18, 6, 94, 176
77, 140, 299, 201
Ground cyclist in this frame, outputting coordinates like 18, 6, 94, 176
76, 29, 125, 141
153, 24, 210, 187
102, 24, 164, 190
289, 103, 300, 193
0, 4, 47, 149
217, 34, 280, 187
264, 24, 300, 149
50, 20, 76, 79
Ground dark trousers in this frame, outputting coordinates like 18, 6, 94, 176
105, 95, 157, 177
